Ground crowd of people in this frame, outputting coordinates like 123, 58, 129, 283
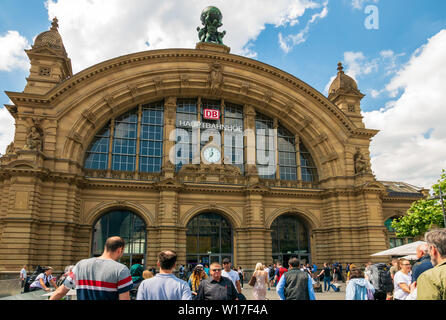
17, 228, 446, 301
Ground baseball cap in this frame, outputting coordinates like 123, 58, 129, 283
222, 258, 231, 264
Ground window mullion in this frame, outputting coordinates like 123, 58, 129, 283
295, 135, 302, 181
274, 118, 280, 180
135, 104, 142, 175
107, 118, 115, 172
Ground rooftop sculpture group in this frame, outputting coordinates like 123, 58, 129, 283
197, 6, 226, 45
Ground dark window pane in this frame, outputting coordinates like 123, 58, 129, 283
92, 210, 146, 261
186, 213, 232, 258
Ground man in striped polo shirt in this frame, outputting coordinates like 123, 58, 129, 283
50, 236, 133, 300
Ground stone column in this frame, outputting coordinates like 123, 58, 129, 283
314, 187, 388, 267
243, 105, 257, 183
238, 188, 270, 269
163, 97, 177, 178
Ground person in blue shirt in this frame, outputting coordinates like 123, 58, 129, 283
276, 257, 316, 300
204, 264, 210, 276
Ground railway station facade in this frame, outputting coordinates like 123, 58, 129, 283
0, 18, 427, 274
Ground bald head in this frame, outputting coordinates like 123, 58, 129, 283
416, 243, 429, 258
105, 236, 125, 253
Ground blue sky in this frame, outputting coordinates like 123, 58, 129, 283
0, 0, 445, 188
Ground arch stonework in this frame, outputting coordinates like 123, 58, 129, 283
0, 43, 425, 274
85, 200, 156, 227
180, 204, 243, 229
266, 207, 321, 231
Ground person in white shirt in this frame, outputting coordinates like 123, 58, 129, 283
221, 258, 242, 294
20, 265, 28, 292
393, 258, 412, 300
29, 267, 58, 292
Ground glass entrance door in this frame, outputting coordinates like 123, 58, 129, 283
186, 212, 233, 269
92, 210, 147, 269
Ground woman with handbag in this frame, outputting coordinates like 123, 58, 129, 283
250, 262, 268, 300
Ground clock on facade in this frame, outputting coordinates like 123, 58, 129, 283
202, 145, 221, 164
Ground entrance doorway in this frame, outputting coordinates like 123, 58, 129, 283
91, 210, 147, 269
271, 214, 311, 267
186, 212, 233, 270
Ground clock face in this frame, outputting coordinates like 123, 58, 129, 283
203, 146, 221, 163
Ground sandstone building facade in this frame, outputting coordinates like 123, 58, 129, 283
0, 19, 426, 274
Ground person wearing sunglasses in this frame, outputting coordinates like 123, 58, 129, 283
417, 229, 446, 300
196, 262, 238, 300
393, 258, 412, 300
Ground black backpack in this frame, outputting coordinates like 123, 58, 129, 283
268, 267, 275, 278
24, 266, 46, 292
371, 263, 393, 293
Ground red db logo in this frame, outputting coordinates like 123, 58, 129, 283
203, 109, 220, 120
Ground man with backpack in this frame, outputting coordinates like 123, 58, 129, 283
29, 266, 58, 292
268, 264, 275, 289
276, 257, 316, 300
367, 263, 394, 300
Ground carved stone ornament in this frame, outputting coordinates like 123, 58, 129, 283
82, 110, 96, 126
240, 82, 250, 95
180, 75, 190, 89
24, 125, 43, 151
263, 90, 273, 105
154, 78, 163, 93
162, 161, 176, 172
165, 97, 177, 107
209, 63, 223, 93
104, 94, 116, 113
127, 84, 139, 100
354, 149, 370, 174
6, 142, 15, 154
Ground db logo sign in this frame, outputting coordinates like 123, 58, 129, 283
203, 109, 220, 120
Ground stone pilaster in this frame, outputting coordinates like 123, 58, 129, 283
163, 97, 177, 178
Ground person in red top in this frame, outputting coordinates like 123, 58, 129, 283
274, 261, 288, 285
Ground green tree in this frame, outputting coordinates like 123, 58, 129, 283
391, 170, 446, 237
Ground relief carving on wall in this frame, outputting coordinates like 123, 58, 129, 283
354, 148, 371, 174
24, 123, 43, 151
209, 63, 223, 94
6, 142, 15, 154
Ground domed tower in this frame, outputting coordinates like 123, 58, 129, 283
24, 17, 73, 94
328, 62, 365, 128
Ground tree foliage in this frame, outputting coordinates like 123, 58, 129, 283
391, 170, 446, 237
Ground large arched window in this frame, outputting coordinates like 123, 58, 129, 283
92, 210, 147, 268
186, 212, 233, 267
85, 101, 164, 173
85, 98, 318, 183
271, 214, 310, 266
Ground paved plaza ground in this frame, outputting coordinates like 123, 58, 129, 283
241, 282, 346, 300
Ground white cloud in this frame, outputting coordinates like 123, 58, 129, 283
45, 0, 323, 73
343, 51, 379, 80
351, 0, 379, 10
278, 1, 328, 53
0, 31, 30, 72
0, 107, 15, 156
323, 51, 378, 94
363, 29, 446, 189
